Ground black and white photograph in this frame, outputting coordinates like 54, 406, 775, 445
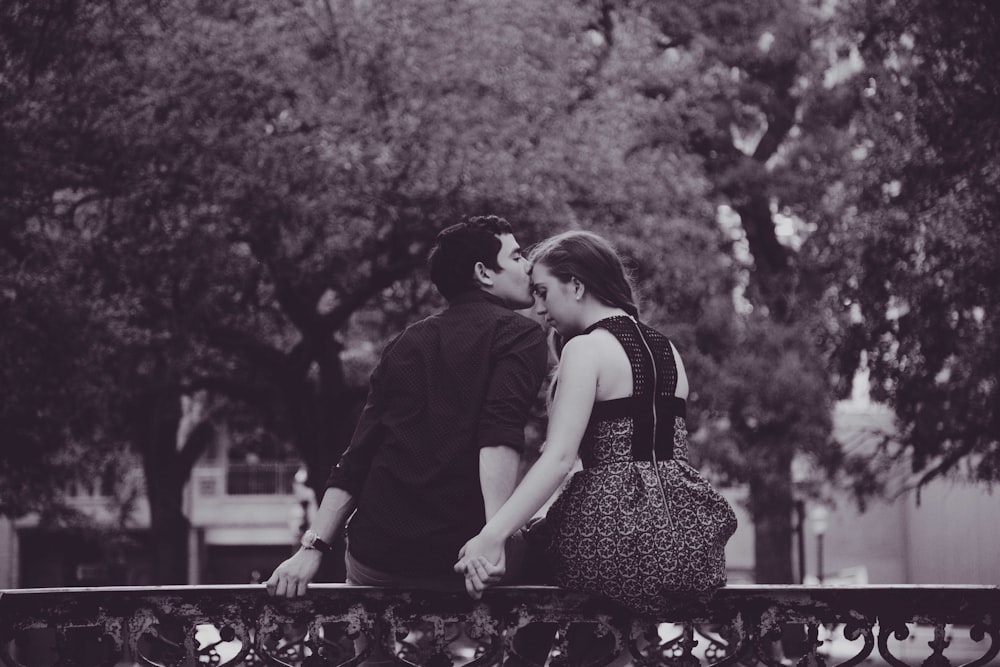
2, 0, 998, 664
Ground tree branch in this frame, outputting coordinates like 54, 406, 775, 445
202, 324, 288, 377
324, 252, 426, 331
181, 374, 274, 408
177, 418, 214, 473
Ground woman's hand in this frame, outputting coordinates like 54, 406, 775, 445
455, 534, 506, 599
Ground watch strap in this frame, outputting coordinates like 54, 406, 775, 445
302, 529, 334, 554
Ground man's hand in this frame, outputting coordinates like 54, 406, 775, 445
454, 534, 506, 599
266, 549, 324, 598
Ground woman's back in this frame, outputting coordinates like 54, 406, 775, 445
575, 315, 690, 467
545, 315, 735, 614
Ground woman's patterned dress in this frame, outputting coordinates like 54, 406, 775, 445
545, 316, 737, 615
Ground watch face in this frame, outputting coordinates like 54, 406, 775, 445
302, 530, 316, 548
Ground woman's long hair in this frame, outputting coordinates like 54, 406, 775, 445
529, 230, 640, 404
529, 230, 639, 318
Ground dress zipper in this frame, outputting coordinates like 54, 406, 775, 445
632, 318, 673, 533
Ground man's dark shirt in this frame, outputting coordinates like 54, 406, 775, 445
326, 290, 548, 575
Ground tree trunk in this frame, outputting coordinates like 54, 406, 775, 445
708, 94, 799, 587
284, 336, 367, 582
137, 390, 190, 584
748, 448, 795, 584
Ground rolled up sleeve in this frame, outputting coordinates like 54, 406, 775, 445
325, 343, 395, 495
477, 322, 549, 452
324, 390, 384, 495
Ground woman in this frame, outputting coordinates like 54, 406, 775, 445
455, 230, 736, 615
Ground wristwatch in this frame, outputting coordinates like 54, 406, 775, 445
300, 529, 334, 554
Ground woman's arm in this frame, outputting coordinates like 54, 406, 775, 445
670, 340, 689, 399
455, 335, 599, 590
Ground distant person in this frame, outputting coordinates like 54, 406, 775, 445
456, 230, 737, 614
267, 216, 547, 597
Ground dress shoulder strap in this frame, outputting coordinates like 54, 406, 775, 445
583, 315, 678, 397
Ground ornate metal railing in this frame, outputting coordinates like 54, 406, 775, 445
1, 584, 998, 666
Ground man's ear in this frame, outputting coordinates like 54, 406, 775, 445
473, 261, 494, 288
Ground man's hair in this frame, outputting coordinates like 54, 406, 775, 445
429, 215, 513, 300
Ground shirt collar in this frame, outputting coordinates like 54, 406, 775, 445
447, 289, 508, 308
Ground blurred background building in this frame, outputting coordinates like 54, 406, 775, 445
3, 395, 998, 589
0, 415, 313, 588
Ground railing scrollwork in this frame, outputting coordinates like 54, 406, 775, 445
1, 585, 997, 666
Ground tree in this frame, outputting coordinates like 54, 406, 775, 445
589, 0, 863, 583
19, 0, 955, 590
1, 0, 130, 512
833, 0, 1000, 486
3, 0, 723, 582
0, 268, 111, 516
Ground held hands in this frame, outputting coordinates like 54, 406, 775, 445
454, 533, 506, 599
266, 548, 323, 598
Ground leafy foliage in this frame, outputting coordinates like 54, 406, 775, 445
1, 0, 725, 579
836, 0, 1000, 484
4, 0, 996, 586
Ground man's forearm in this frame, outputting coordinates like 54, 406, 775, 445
309, 486, 358, 543
266, 485, 357, 598
479, 446, 521, 521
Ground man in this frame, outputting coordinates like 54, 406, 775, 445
267, 215, 548, 596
